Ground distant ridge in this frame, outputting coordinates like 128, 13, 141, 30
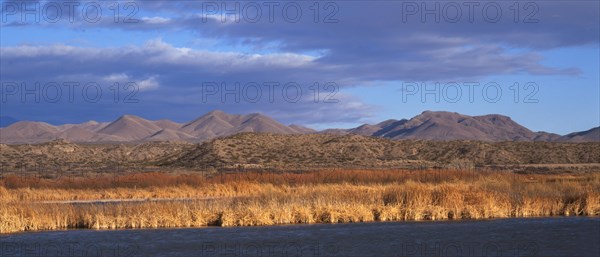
0, 110, 598, 143
558, 127, 600, 142
368, 111, 536, 141
179, 110, 300, 141
328, 111, 599, 142
0, 121, 59, 143
0, 110, 308, 144
347, 111, 598, 143
97, 115, 164, 141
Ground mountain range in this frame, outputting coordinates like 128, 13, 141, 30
0, 110, 598, 144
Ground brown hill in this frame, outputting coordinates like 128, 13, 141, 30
1, 134, 598, 173
0, 139, 194, 173
348, 124, 383, 136
96, 115, 163, 141
0, 111, 304, 144
146, 129, 196, 142
369, 111, 537, 141
289, 124, 317, 133
57, 121, 108, 132
559, 127, 600, 142
533, 131, 563, 142
327, 112, 596, 143
0, 121, 59, 144
153, 119, 182, 130
319, 128, 350, 135
179, 111, 301, 140
164, 133, 600, 170
179, 110, 237, 139
55, 126, 101, 142
232, 113, 299, 134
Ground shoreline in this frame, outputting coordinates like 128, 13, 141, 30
4, 215, 599, 236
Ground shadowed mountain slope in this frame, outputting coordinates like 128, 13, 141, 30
0, 111, 597, 143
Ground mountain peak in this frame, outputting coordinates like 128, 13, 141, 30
2, 111, 599, 143
97, 115, 161, 141
243, 113, 271, 121
117, 114, 144, 121
417, 110, 462, 118
204, 110, 230, 117
82, 120, 99, 125
207, 110, 226, 114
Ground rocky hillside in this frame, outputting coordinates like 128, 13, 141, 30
3, 134, 597, 174
165, 133, 600, 170
0, 140, 193, 173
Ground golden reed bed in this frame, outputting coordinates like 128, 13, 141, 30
1, 170, 599, 233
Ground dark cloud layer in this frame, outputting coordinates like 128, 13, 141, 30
1, 1, 597, 124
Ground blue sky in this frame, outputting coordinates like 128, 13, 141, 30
1, 0, 598, 134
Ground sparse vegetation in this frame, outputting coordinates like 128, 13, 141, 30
2, 135, 599, 174
1, 170, 599, 233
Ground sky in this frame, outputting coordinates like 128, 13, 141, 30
0, 0, 598, 134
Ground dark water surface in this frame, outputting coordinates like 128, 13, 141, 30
1, 217, 598, 257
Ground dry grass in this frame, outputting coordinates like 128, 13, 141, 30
1, 170, 599, 233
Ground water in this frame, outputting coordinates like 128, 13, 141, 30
1, 217, 598, 257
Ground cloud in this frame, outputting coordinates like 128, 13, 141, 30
103, 73, 159, 91
0, 39, 318, 80
0, 39, 372, 124
137, 76, 160, 91
1, 1, 596, 125
3, 1, 591, 82
93, 2, 593, 80
140, 16, 171, 24
103, 73, 129, 82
